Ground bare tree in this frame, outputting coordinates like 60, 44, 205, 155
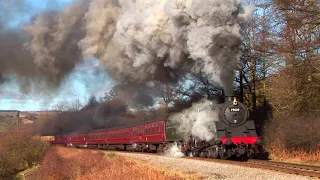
104, 88, 118, 102
69, 99, 83, 112
153, 81, 177, 107
83, 95, 99, 110
51, 101, 70, 112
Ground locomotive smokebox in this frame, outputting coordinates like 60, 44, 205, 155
219, 96, 247, 127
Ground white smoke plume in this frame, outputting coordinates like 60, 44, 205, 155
163, 142, 184, 158
78, 0, 252, 95
169, 99, 219, 141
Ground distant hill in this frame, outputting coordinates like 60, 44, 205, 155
0, 110, 61, 132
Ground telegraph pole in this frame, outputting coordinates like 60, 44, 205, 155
16, 111, 20, 133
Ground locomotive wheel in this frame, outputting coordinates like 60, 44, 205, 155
199, 152, 206, 158
212, 151, 219, 159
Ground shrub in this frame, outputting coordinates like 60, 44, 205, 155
264, 114, 320, 162
0, 133, 50, 180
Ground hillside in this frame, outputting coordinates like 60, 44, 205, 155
0, 111, 60, 132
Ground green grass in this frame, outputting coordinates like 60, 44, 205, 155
107, 152, 116, 158
0, 125, 8, 131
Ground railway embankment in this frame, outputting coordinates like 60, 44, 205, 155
22, 147, 201, 180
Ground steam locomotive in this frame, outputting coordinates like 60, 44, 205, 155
41, 96, 263, 160
182, 96, 263, 160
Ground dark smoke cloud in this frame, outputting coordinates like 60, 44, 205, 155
23, 0, 89, 88
1, 0, 252, 101
79, 0, 252, 96
0, 30, 38, 93
0, 0, 90, 94
108, 82, 155, 108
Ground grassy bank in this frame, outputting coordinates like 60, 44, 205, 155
35, 147, 200, 180
0, 132, 50, 180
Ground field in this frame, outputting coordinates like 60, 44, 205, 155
31, 147, 201, 180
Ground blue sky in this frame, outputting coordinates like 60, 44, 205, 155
0, 0, 115, 111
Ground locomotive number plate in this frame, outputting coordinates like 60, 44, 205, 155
230, 108, 241, 112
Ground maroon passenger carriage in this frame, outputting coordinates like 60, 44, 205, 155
49, 120, 168, 152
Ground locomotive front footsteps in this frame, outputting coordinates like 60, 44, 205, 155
41, 96, 264, 161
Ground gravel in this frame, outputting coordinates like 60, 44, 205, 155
115, 152, 314, 180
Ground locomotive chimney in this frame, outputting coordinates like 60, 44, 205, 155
225, 96, 233, 102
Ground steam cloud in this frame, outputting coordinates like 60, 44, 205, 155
169, 99, 219, 141
163, 142, 184, 158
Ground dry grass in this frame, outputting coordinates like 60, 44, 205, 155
264, 114, 320, 164
36, 147, 201, 180
267, 143, 320, 165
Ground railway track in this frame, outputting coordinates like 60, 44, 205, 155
186, 156, 320, 178
112, 150, 320, 179
247, 159, 320, 178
